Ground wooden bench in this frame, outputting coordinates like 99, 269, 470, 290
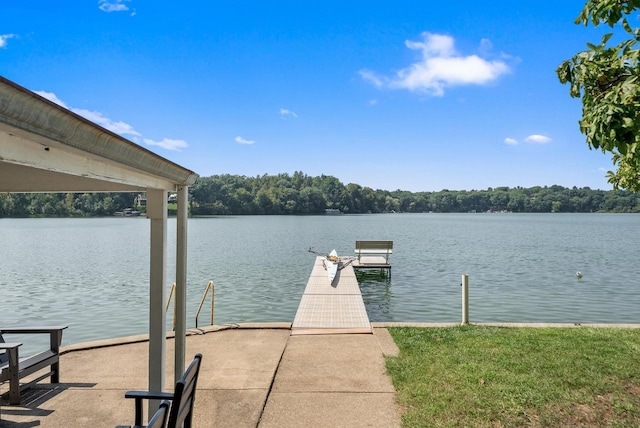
355, 240, 393, 263
0, 326, 67, 405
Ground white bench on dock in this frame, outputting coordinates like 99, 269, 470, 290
353, 240, 393, 272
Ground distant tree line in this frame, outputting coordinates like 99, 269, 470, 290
0, 192, 133, 217
189, 173, 640, 214
1, 172, 640, 217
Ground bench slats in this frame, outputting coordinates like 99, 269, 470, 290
355, 240, 393, 250
0, 350, 56, 379
16, 350, 57, 380
355, 249, 393, 254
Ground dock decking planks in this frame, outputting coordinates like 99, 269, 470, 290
352, 255, 392, 269
292, 256, 371, 335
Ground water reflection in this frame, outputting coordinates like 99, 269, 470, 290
358, 275, 392, 321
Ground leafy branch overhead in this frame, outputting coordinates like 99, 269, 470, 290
557, 0, 640, 191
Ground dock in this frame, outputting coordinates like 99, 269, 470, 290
292, 256, 372, 335
352, 256, 392, 271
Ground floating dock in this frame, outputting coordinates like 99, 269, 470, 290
292, 256, 372, 335
352, 256, 392, 272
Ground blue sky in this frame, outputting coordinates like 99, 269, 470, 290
0, 1, 626, 192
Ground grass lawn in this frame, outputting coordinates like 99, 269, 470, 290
386, 326, 640, 427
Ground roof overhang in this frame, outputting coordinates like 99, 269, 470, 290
0, 76, 199, 193
0, 75, 199, 396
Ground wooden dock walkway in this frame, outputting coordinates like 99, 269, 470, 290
292, 256, 372, 335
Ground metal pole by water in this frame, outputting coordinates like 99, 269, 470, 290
461, 274, 469, 325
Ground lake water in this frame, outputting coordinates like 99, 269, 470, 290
1, 214, 639, 352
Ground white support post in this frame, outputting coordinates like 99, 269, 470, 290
461, 274, 469, 325
147, 188, 167, 416
175, 185, 188, 378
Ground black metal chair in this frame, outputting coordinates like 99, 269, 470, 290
147, 400, 171, 428
116, 399, 170, 428
120, 353, 203, 428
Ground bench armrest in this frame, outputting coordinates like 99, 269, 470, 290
0, 343, 20, 383
124, 390, 175, 401
0, 343, 23, 350
0, 343, 22, 371
0, 326, 68, 335
124, 390, 175, 426
1, 326, 67, 352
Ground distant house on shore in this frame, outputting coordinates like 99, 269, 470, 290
134, 194, 147, 207
134, 193, 176, 206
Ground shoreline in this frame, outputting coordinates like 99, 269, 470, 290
58, 321, 640, 355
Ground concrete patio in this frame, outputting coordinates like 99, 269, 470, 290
0, 324, 401, 427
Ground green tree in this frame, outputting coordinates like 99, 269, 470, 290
254, 188, 275, 214
345, 183, 366, 213
299, 187, 325, 213
557, 0, 640, 191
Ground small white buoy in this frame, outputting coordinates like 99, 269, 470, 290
576, 271, 583, 279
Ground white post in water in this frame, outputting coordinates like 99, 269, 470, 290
461, 274, 469, 325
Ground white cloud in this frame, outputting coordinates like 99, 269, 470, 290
34, 90, 69, 108
280, 108, 298, 119
36, 91, 137, 136
235, 136, 255, 145
98, 0, 130, 13
368, 99, 378, 106
525, 134, 552, 144
32, 89, 188, 150
72, 108, 141, 137
479, 38, 493, 56
504, 137, 518, 145
0, 34, 16, 48
361, 32, 511, 96
359, 70, 384, 88
143, 138, 188, 151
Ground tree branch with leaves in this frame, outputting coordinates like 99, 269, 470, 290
557, 0, 640, 191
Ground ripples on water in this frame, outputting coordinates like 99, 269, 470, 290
1, 214, 639, 352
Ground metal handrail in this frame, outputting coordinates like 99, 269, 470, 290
166, 282, 177, 331
167, 280, 215, 330
195, 280, 215, 328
